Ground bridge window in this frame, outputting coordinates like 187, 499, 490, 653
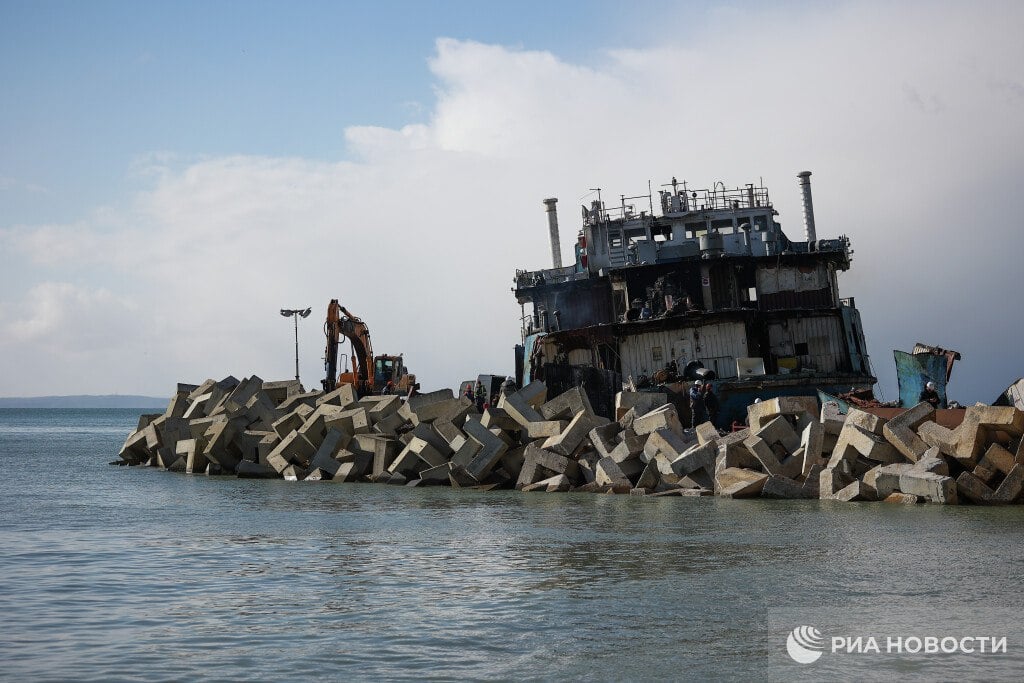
685, 221, 706, 237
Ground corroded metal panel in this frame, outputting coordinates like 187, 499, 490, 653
618, 322, 747, 380
767, 316, 846, 372
756, 263, 830, 294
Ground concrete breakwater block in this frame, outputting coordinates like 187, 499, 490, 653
114, 381, 1024, 506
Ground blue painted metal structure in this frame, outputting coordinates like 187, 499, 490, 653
894, 350, 947, 408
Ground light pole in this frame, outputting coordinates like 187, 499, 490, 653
280, 307, 312, 384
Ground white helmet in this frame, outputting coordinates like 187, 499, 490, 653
926, 381, 936, 390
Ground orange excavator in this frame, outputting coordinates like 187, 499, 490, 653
322, 299, 415, 395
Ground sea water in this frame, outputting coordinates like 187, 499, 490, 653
1, 408, 1021, 681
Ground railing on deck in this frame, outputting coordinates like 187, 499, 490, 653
514, 265, 580, 289
658, 183, 773, 216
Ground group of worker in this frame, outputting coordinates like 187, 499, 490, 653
688, 380, 720, 429
383, 377, 515, 411
465, 378, 516, 413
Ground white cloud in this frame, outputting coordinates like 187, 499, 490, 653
1, 1, 1022, 401
3, 282, 135, 346
345, 124, 432, 160
0, 283, 146, 394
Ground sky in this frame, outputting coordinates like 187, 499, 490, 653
1, 0, 1022, 404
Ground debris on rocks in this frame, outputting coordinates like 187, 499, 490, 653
116, 377, 1024, 505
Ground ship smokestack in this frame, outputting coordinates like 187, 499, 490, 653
543, 197, 562, 269
797, 171, 816, 244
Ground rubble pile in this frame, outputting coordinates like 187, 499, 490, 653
117, 376, 1024, 504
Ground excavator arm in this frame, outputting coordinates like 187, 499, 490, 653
322, 299, 374, 395
338, 304, 374, 390
323, 301, 340, 392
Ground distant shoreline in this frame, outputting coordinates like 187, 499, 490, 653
0, 395, 166, 409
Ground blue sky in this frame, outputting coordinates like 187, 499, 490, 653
1, 1, 1022, 404
1, 0, 689, 224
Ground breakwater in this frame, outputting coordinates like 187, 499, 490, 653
116, 376, 1024, 505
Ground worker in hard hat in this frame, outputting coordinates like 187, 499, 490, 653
474, 381, 487, 412
688, 381, 706, 429
919, 381, 940, 408
703, 382, 720, 428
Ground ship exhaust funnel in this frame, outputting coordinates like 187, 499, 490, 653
543, 198, 562, 269
797, 171, 816, 245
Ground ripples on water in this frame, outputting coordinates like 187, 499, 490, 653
0, 408, 1022, 681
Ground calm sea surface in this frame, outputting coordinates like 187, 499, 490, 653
1, 408, 1021, 681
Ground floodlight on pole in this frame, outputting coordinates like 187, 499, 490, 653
280, 307, 312, 384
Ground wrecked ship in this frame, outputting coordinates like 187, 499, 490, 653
513, 171, 875, 425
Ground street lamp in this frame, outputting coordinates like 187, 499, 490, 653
280, 307, 312, 384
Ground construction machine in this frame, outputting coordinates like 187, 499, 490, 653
322, 299, 415, 395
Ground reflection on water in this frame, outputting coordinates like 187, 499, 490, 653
1, 409, 1023, 681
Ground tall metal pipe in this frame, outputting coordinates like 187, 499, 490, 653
543, 197, 562, 269
797, 171, 816, 244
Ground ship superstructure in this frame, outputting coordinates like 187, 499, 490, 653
513, 171, 875, 422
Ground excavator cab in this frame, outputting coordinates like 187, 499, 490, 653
374, 354, 412, 393
374, 356, 396, 387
